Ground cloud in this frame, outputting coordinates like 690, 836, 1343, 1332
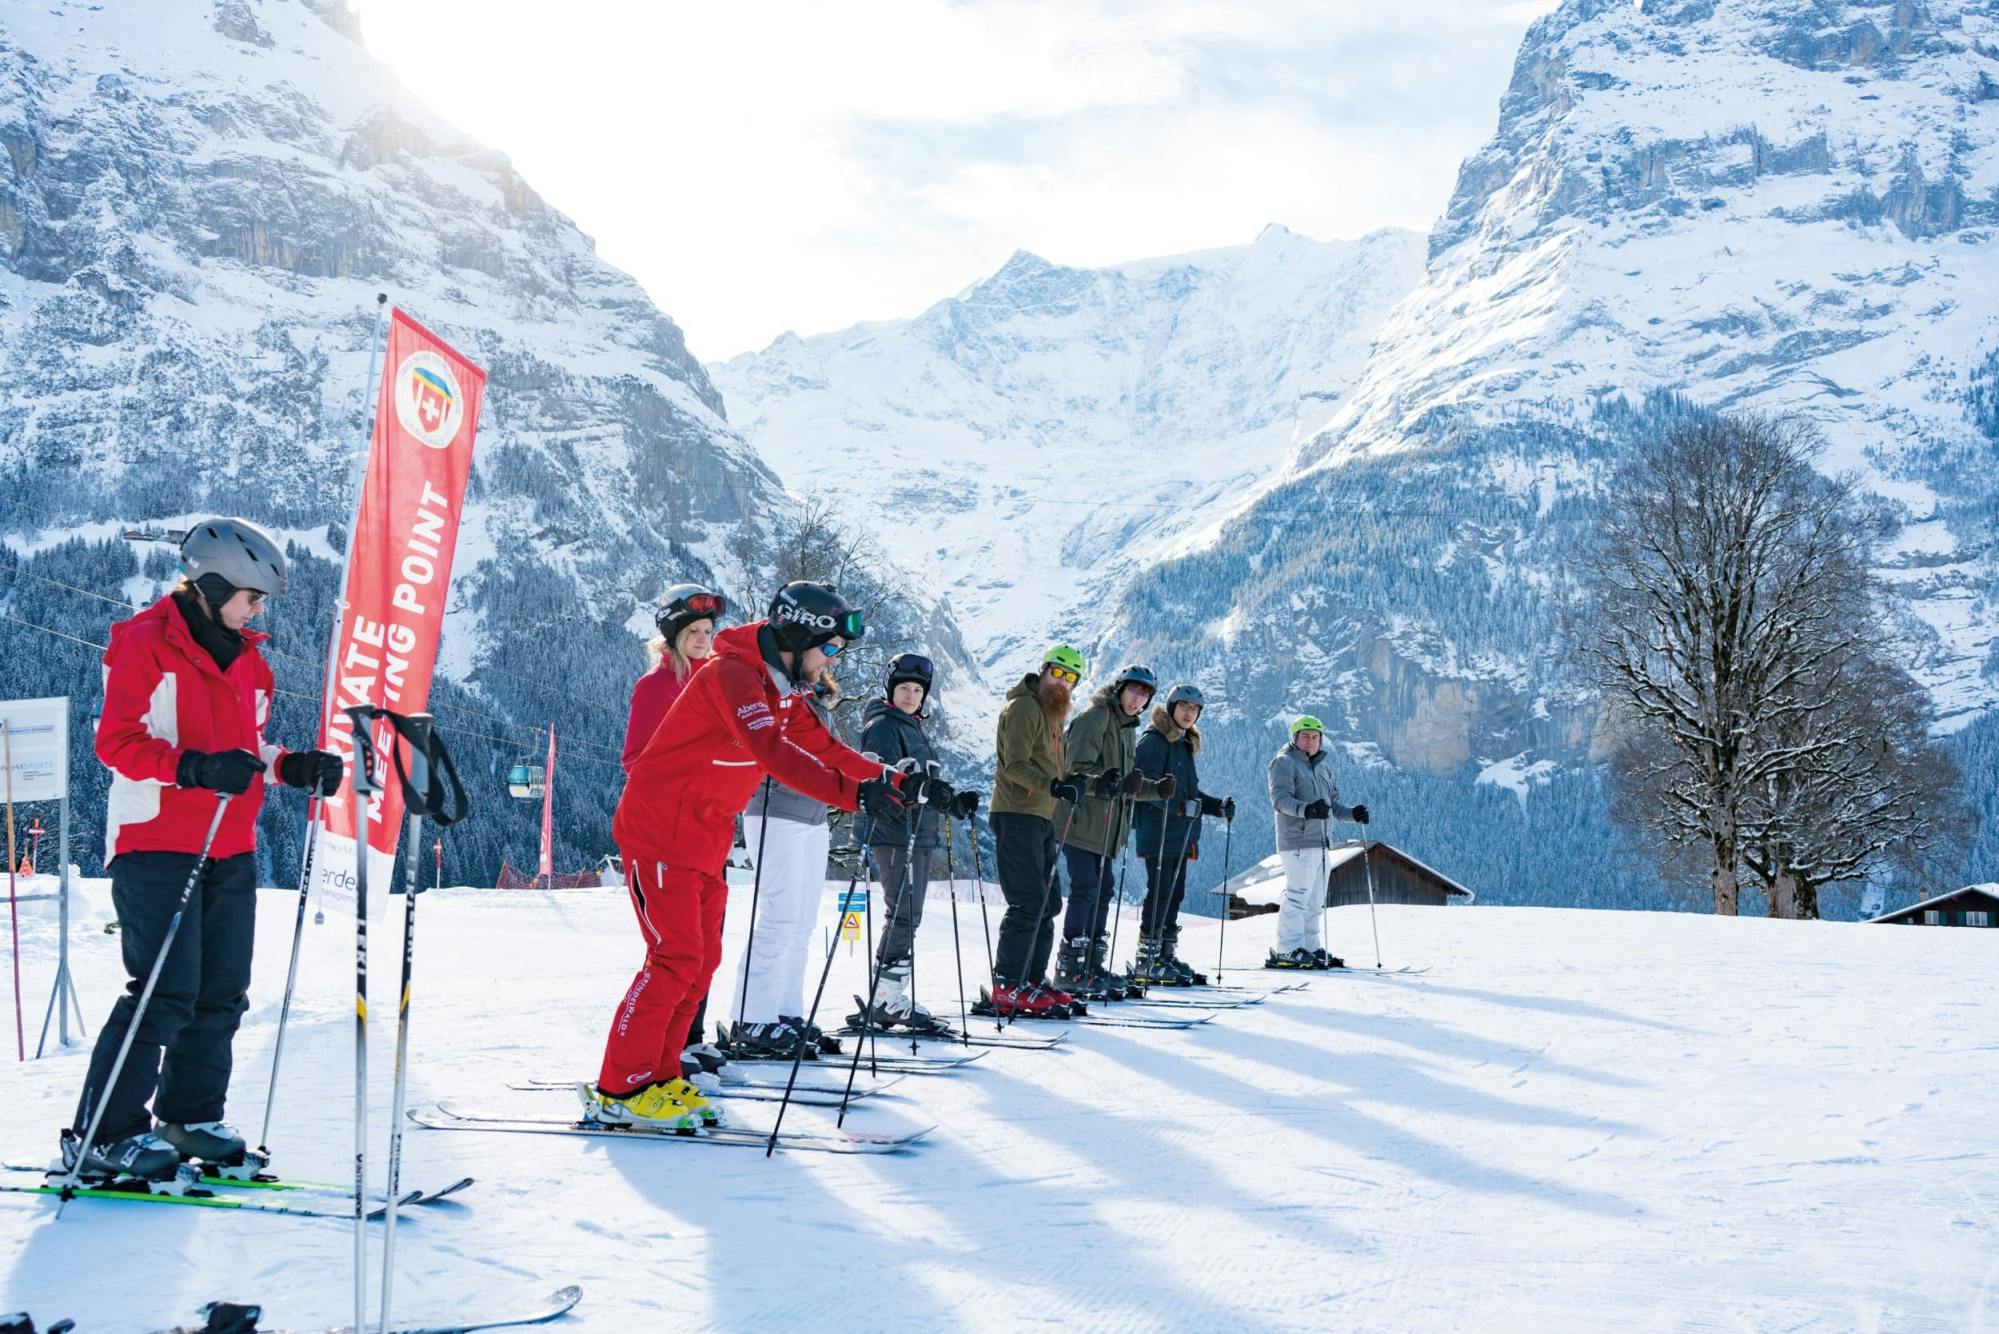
353, 0, 1550, 360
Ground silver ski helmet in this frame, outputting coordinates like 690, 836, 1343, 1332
1165, 683, 1205, 713
768, 581, 864, 655
179, 517, 288, 597
654, 583, 727, 642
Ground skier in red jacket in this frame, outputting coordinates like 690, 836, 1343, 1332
588, 581, 954, 1129
64, 518, 342, 1183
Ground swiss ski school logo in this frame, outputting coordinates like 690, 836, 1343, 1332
394, 350, 465, 449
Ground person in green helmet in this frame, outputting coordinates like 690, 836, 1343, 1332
984, 645, 1088, 1017
1266, 714, 1370, 969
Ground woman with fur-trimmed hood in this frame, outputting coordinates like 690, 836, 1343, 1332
1131, 684, 1232, 984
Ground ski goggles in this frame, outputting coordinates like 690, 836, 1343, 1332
681, 592, 726, 617
819, 638, 849, 658
1044, 664, 1081, 684
888, 653, 934, 678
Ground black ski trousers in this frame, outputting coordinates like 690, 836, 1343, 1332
1139, 854, 1191, 945
1060, 847, 1116, 943
990, 812, 1061, 986
73, 851, 257, 1142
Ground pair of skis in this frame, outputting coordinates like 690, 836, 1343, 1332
132, 1284, 582, 1334
0, 1163, 473, 1221
408, 1104, 930, 1157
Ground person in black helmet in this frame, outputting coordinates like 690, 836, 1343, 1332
1131, 683, 1233, 985
63, 518, 342, 1183
850, 652, 949, 1033
1053, 664, 1168, 995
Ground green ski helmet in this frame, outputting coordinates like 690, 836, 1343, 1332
1041, 644, 1087, 679
1290, 714, 1326, 738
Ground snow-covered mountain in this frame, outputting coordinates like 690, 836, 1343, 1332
1099, 0, 1999, 909
0, 0, 876, 880
711, 225, 1427, 718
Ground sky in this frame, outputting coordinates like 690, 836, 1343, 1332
352, 0, 1561, 363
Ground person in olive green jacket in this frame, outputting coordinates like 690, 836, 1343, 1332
985, 645, 1088, 1015
1054, 665, 1172, 990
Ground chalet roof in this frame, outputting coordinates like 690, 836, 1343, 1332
1865, 883, 1999, 923
1228, 840, 1476, 905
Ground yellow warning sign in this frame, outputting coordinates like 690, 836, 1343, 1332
841, 910, 862, 942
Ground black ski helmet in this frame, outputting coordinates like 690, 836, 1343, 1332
1165, 683, 1205, 712
767, 581, 865, 655
885, 652, 934, 699
1110, 664, 1158, 696
654, 583, 727, 642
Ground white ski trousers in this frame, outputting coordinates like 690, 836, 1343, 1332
1274, 847, 1327, 952
727, 816, 832, 1026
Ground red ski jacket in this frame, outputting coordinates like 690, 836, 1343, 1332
612, 621, 883, 874
620, 656, 705, 772
95, 594, 289, 863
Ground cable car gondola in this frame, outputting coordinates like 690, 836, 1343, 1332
506, 763, 545, 800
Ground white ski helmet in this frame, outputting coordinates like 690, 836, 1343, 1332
179, 517, 289, 596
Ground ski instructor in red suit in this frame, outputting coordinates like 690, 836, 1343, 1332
589, 581, 955, 1128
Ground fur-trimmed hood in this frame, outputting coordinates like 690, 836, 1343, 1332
1148, 703, 1202, 756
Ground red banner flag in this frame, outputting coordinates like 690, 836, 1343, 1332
309, 309, 485, 914
538, 726, 556, 889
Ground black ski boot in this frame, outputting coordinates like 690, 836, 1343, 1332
1053, 936, 1094, 993
1266, 947, 1316, 970
726, 1019, 814, 1059
157, 1121, 247, 1167
56, 1128, 180, 1183
1127, 938, 1170, 987
1311, 949, 1346, 970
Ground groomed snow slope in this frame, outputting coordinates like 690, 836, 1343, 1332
3, 880, 1994, 1330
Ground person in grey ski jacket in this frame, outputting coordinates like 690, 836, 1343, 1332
1265, 715, 1370, 966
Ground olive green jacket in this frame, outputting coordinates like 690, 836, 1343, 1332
1055, 687, 1164, 857
989, 674, 1067, 819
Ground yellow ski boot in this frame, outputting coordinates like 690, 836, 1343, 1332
578, 1079, 720, 1132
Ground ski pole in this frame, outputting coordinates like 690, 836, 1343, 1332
733, 778, 776, 1031
968, 812, 1001, 1034
375, 710, 464, 1333
1103, 791, 1136, 987
56, 794, 231, 1217
1360, 833, 1384, 970
1318, 827, 1333, 967
943, 820, 969, 1047
1021, 785, 1083, 1013
841, 778, 932, 1123
769, 837, 883, 1156
1216, 809, 1234, 983
254, 870, 312, 1164
345, 707, 379, 1334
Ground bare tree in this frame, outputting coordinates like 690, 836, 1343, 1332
1740, 649, 1967, 918
1581, 412, 1888, 914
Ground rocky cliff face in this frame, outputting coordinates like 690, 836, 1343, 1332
0, 0, 794, 880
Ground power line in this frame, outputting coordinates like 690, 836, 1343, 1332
0, 611, 630, 775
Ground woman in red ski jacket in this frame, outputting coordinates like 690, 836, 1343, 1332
66, 518, 341, 1183
590, 582, 952, 1127
619, 583, 724, 771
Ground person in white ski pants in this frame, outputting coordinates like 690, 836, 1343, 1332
1266, 715, 1369, 964
729, 808, 832, 1025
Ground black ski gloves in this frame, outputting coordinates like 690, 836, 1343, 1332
1351, 804, 1370, 825
948, 789, 980, 820
1151, 774, 1176, 799
176, 748, 266, 795
1301, 798, 1332, 820
863, 769, 918, 811
1090, 768, 1127, 798
1200, 795, 1230, 819
914, 773, 956, 807
277, 749, 344, 797
1050, 775, 1084, 805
